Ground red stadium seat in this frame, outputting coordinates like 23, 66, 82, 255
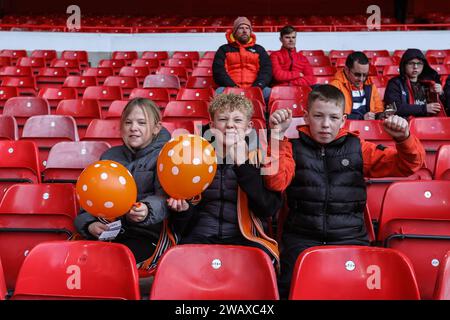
3, 97, 50, 135
312, 66, 337, 76
31, 50, 57, 65
50, 59, 81, 75
131, 58, 159, 70
372, 57, 400, 74
0, 140, 41, 205
378, 180, 450, 299
43, 141, 110, 183
269, 86, 311, 107
393, 50, 406, 59
141, 51, 169, 61
62, 75, 98, 96
112, 51, 138, 65
306, 56, 331, 67
172, 51, 200, 62
1, 76, 37, 96
16, 57, 46, 74
434, 250, 450, 300
82, 119, 122, 146
347, 119, 394, 146
185, 76, 216, 89
223, 86, 265, 105
0, 57, 12, 67
104, 100, 128, 119
409, 117, 450, 173
83, 67, 114, 84
162, 100, 210, 124
0, 183, 78, 291
38, 87, 78, 109
426, 50, 449, 64
363, 50, 390, 60
270, 100, 306, 117
129, 88, 169, 109
289, 246, 420, 300
431, 65, 449, 76
282, 117, 306, 139
150, 244, 278, 300
98, 59, 127, 75
161, 120, 196, 137
35, 67, 68, 89
0, 49, 27, 64
197, 59, 213, 68
0, 66, 33, 77
165, 58, 194, 72
191, 67, 213, 77
0, 258, 6, 300
103, 76, 139, 96
156, 66, 188, 83
301, 50, 325, 57
383, 65, 400, 78
55, 99, 102, 138
61, 50, 89, 69
201, 51, 216, 59
119, 66, 152, 85
314, 76, 334, 84
434, 144, 450, 180
143, 74, 180, 98
0, 86, 19, 108
12, 241, 140, 300
329, 50, 354, 63
82, 86, 123, 112
0, 115, 18, 140
176, 87, 214, 101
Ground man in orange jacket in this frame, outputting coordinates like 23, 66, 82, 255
264, 84, 425, 299
330, 51, 384, 120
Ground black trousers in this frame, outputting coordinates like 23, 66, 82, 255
115, 236, 157, 264
278, 231, 369, 300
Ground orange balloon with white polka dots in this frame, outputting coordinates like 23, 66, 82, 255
157, 134, 217, 200
76, 160, 137, 221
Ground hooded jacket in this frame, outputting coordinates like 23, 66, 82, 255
212, 30, 272, 88
270, 47, 316, 87
74, 127, 171, 242
330, 68, 384, 119
384, 48, 442, 117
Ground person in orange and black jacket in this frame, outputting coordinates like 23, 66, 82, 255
270, 25, 316, 87
330, 51, 384, 120
213, 17, 272, 104
264, 85, 425, 299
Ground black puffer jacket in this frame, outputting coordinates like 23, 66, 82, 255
285, 132, 367, 242
174, 162, 282, 240
74, 128, 171, 241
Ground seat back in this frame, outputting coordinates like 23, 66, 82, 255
12, 241, 140, 300
289, 246, 420, 300
223, 87, 264, 105
3, 96, 50, 127
434, 250, 450, 300
0, 258, 6, 300
162, 101, 210, 124
377, 180, 450, 299
150, 244, 278, 300
434, 144, 450, 180
82, 119, 122, 146
176, 87, 214, 101
0, 115, 18, 140
55, 99, 101, 138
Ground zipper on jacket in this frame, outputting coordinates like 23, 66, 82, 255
218, 166, 225, 239
321, 146, 329, 243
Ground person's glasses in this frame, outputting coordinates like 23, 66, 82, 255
349, 70, 368, 79
407, 61, 424, 67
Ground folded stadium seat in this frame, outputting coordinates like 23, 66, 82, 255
427, 56, 439, 65
306, 56, 331, 67
119, 66, 152, 86
191, 66, 213, 77
61, 50, 89, 70
50, 59, 81, 75
363, 50, 390, 61
311, 66, 337, 77
150, 244, 278, 300
0, 258, 6, 300
35, 67, 68, 90
161, 120, 197, 137
156, 66, 188, 85
410, 117, 450, 173
334, 57, 347, 69
38, 87, 78, 110
16, 57, 46, 74
426, 50, 449, 64
434, 144, 450, 180
372, 56, 400, 75
268, 86, 312, 108
329, 50, 354, 64
103, 76, 139, 97
98, 59, 127, 75
62, 75, 98, 97
130, 58, 159, 73
430, 64, 449, 76
0, 49, 27, 64
30, 50, 57, 66
0, 140, 41, 200
129, 88, 169, 109
141, 51, 169, 64
289, 246, 420, 300
103, 100, 129, 119
165, 58, 194, 73
82, 86, 123, 117
43, 141, 110, 183
176, 87, 214, 102
0, 57, 12, 68
21, 115, 79, 170
393, 50, 406, 60
1, 76, 37, 96
172, 51, 200, 63
162, 100, 210, 125
3, 96, 50, 136
314, 76, 334, 85
55, 99, 102, 138
270, 100, 306, 117
197, 59, 213, 68
11, 241, 140, 300
82, 67, 114, 85
81, 119, 122, 146
301, 50, 325, 57
111, 51, 138, 66
223, 87, 265, 105
0, 116, 18, 141
201, 51, 216, 60
185, 75, 216, 89
0, 86, 19, 109
0, 183, 78, 291
383, 65, 400, 78
434, 250, 450, 300
378, 180, 450, 299
143, 74, 180, 99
